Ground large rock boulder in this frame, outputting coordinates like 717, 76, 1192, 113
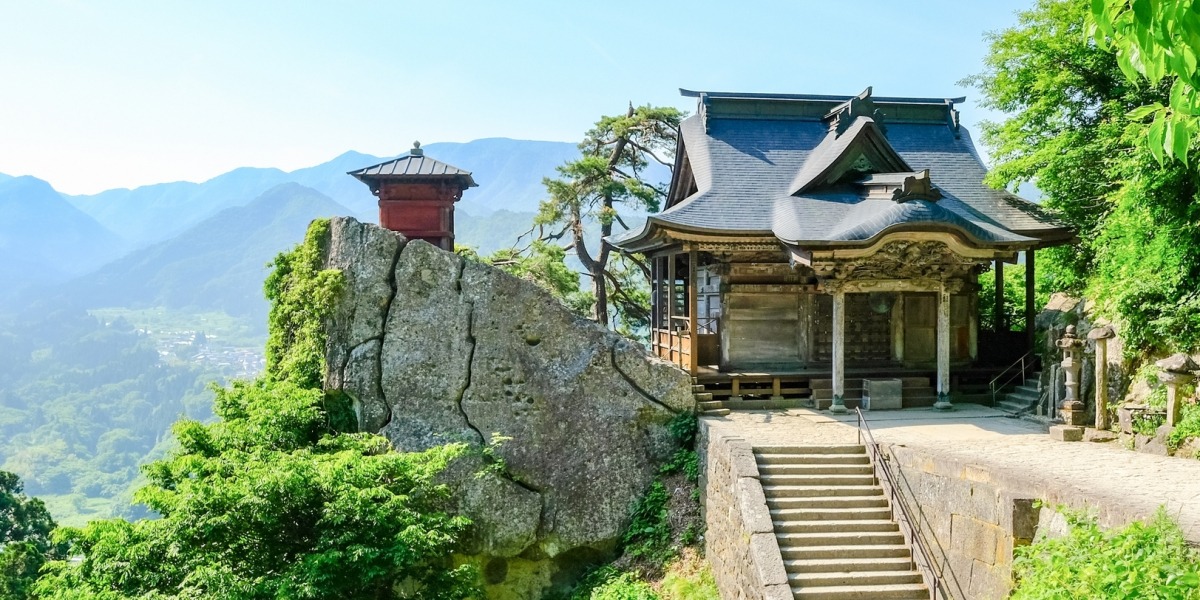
318, 217, 694, 597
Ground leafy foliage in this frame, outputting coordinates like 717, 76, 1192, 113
0, 304, 221, 523
1090, 0, 1200, 164
969, 0, 1200, 354
1011, 507, 1200, 599
977, 264, 1049, 333
533, 105, 683, 329
32, 232, 481, 599
587, 571, 661, 600
34, 379, 479, 600
0, 470, 63, 600
264, 218, 344, 389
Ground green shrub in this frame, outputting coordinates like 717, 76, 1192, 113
1011, 507, 1200, 599
589, 572, 661, 600
660, 565, 718, 600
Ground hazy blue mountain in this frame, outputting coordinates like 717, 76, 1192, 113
69, 183, 350, 322
0, 175, 126, 293
66, 138, 581, 248
67, 166, 294, 245
456, 209, 539, 255
414, 138, 579, 216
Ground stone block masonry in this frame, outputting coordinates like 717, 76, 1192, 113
698, 422, 792, 600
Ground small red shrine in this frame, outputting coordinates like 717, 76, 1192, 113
348, 142, 477, 250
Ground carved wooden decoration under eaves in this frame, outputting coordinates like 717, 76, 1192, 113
813, 240, 981, 281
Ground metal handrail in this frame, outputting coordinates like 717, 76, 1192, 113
856, 408, 946, 600
988, 349, 1037, 406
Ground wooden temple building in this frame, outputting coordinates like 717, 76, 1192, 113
348, 142, 477, 251
608, 89, 1072, 411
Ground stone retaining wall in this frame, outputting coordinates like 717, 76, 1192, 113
877, 442, 1166, 600
698, 421, 790, 600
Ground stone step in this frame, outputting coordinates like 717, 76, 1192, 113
693, 392, 714, 402
691, 384, 706, 393
997, 401, 1031, 414
777, 530, 906, 547
785, 556, 915, 574
761, 473, 878, 487
768, 495, 890, 510
790, 569, 924, 588
759, 464, 874, 476
757, 453, 871, 466
755, 445, 865, 455
773, 519, 899, 534
792, 582, 929, 600
812, 389, 865, 401
780, 543, 912, 560
721, 398, 812, 410
701, 408, 730, 417
698, 400, 724, 411
811, 377, 930, 389
1002, 392, 1034, 402
771, 506, 893, 522
1014, 383, 1040, 395
764, 485, 883, 498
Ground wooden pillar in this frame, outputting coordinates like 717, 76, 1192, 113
650, 258, 659, 357
934, 283, 953, 410
667, 253, 677, 367
830, 288, 848, 414
1025, 250, 1036, 350
891, 293, 905, 362
994, 260, 1006, 332
688, 249, 699, 375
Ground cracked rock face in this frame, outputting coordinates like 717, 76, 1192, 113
319, 217, 694, 596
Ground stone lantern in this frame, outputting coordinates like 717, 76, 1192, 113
1156, 353, 1198, 427
1056, 325, 1088, 427
1087, 325, 1116, 430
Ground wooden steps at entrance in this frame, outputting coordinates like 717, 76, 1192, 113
755, 445, 930, 600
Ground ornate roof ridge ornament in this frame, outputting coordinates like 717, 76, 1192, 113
827, 87, 887, 136
891, 169, 943, 203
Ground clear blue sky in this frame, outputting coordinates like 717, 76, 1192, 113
1, 1, 1035, 195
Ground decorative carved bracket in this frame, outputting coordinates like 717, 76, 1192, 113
829, 87, 887, 136
891, 169, 943, 203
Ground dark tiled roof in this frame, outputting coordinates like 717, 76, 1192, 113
610, 95, 1069, 250
348, 154, 478, 187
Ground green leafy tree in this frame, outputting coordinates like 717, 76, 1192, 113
33, 227, 479, 599
968, 0, 1200, 353
0, 470, 62, 600
34, 380, 479, 600
535, 105, 684, 329
1090, 0, 1200, 163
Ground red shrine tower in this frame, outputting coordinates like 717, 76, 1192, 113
348, 142, 477, 250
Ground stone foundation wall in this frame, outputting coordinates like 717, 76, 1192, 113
698, 422, 790, 600
877, 444, 1038, 599
877, 442, 1169, 599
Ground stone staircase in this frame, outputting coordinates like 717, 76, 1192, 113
996, 371, 1042, 415
809, 377, 936, 410
755, 444, 930, 600
693, 380, 729, 416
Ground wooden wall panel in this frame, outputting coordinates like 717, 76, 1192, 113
725, 291, 800, 368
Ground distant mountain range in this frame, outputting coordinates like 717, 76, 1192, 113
68, 183, 350, 321
0, 138, 607, 317
0, 176, 127, 297
63, 138, 580, 247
